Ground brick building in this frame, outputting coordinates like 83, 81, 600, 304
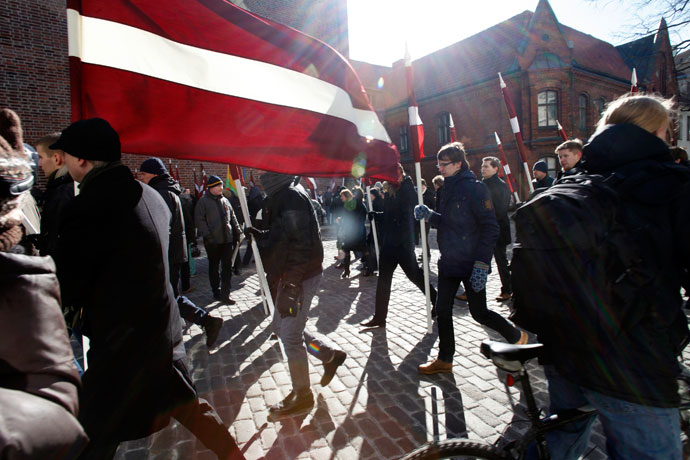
352, 0, 679, 196
1, 0, 679, 197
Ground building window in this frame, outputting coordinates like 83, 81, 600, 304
578, 94, 588, 130
438, 112, 451, 144
537, 90, 558, 127
541, 155, 559, 177
399, 126, 409, 153
596, 98, 606, 119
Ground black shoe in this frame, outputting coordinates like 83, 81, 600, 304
341, 269, 350, 279
321, 350, 346, 386
334, 262, 344, 269
267, 390, 314, 421
431, 307, 437, 318
362, 270, 374, 277
214, 294, 236, 305
204, 316, 223, 347
233, 267, 241, 276
360, 318, 385, 328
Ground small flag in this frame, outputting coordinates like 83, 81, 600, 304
631, 68, 638, 93
225, 165, 238, 195
556, 120, 568, 142
405, 45, 424, 163
449, 113, 457, 143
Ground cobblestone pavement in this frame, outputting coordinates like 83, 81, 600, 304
115, 225, 690, 460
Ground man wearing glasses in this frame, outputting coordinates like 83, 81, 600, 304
414, 142, 527, 374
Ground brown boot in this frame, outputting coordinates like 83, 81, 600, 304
495, 292, 512, 302
455, 293, 467, 301
418, 359, 453, 375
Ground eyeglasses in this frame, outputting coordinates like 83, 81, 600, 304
437, 161, 455, 169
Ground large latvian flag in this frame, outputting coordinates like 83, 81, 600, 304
67, 0, 400, 181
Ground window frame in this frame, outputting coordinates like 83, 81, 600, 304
437, 112, 451, 145
537, 90, 558, 128
399, 125, 409, 154
578, 94, 588, 131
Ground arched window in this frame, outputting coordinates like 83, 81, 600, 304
437, 112, 451, 144
578, 94, 588, 130
399, 125, 409, 153
537, 90, 558, 127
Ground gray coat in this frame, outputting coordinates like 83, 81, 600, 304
194, 192, 241, 246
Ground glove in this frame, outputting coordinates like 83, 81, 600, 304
414, 204, 432, 221
367, 211, 378, 221
469, 261, 490, 293
276, 281, 302, 317
244, 226, 266, 240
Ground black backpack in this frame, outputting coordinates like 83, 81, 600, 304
510, 171, 661, 352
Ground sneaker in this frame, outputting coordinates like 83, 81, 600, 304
204, 316, 223, 347
456, 293, 467, 301
267, 390, 314, 421
418, 359, 453, 375
495, 292, 512, 302
321, 350, 346, 386
360, 317, 385, 328
514, 330, 529, 345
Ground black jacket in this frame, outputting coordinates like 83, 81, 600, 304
259, 182, 323, 286
39, 168, 74, 257
547, 123, 690, 407
148, 174, 188, 265
380, 176, 417, 249
483, 174, 511, 246
428, 169, 499, 278
56, 164, 195, 442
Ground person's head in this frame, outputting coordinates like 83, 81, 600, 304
49, 118, 121, 182
436, 142, 468, 178
184, 188, 192, 195
555, 139, 584, 171
397, 163, 405, 182
481, 156, 500, 179
207, 175, 223, 196
420, 178, 427, 192
0, 109, 33, 234
35, 132, 64, 177
353, 186, 363, 201
596, 94, 674, 142
432, 175, 444, 190
532, 160, 548, 180
670, 146, 689, 164
139, 157, 167, 184
340, 188, 353, 202
369, 187, 381, 200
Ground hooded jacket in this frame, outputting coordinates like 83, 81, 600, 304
547, 123, 690, 407
147, 173, 187, 265
194, 191, 241, 247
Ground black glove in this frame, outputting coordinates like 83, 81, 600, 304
244, 226, 267, 240
367, 211, 376, 221
276, 281, 302, 318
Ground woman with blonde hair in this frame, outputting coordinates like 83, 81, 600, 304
541, 94, 690, 459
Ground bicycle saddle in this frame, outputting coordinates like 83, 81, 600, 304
480, 340, 544, 372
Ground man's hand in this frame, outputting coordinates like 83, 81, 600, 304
469, 261, 490, 292
414, 204, 432, 221
367, 211, 379, 221
244, 226, 266, 240
276, 281, 302, 318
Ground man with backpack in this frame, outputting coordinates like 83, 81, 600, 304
511, 94, 690, 459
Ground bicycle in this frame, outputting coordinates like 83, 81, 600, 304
400, 340, 690, 459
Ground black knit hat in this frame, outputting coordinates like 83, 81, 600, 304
532, 160, 548, 173
140, 158, 167, 175
207, 175, 223, 188
50, 118, 121, 161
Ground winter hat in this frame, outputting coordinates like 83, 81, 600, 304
260, 172, 296, 198
207, 175, 223, 188
50, 118, 121, 161
532, 160, 548, 173
140, 158, 167, 175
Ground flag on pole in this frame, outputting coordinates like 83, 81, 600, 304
249, 170, 256, 188
174, 163, 181, 184
305, 177, 317, 199
494, 132, 520, 204
405, 46, 424, 163
498, 72, 534, 194
193, 168, 200, 198
556, 120, 568, 142
449, 113, 458, 143
630, 68, 638, 93
66, 0, 399, 181
225, 165, 238, 195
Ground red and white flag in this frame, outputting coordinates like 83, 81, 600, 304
404, 46, 424, 163
498, 72, 533, 194
556, 120, 568, 142
305, 177, 317, 198
449, 113, 458, 143
631, 68, 639, 93
494, 132, 520, 204
67, 0, 399, 181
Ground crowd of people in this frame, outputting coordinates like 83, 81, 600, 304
1, 92, 689, 459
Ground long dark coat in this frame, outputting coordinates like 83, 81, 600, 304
56, 164, 194, 443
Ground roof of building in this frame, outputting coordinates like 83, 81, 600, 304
616, 34, 657, 83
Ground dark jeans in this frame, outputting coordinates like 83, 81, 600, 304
205, 242, 234, 297
436, 274, 520, 362
493, 243, 511, 294
373, 244, 437, 321
177, 295, 209, 327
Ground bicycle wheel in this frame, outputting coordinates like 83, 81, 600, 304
400, 440, 509, 460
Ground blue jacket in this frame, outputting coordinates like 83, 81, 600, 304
428, 169, 499, 278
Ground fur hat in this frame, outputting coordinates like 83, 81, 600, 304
0, 109, 33, 230
532, 160, 548, 173
140, 158, 167, 175
207, 175, 223, 188
50, 118, 121, 161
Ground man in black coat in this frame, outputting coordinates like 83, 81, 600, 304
481, 156, 512, 301
248, 172, 346, 420
360, 164, 437, 328
35, 132, 74, 258
53, 118, 244, 460
139, 158, 223, 348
